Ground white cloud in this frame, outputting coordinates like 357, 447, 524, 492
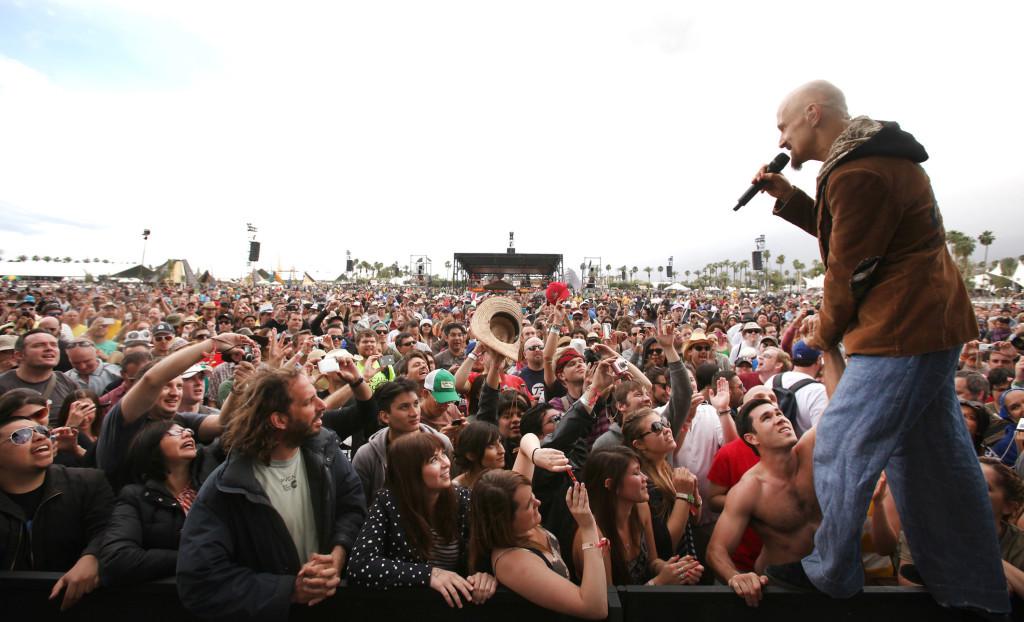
2, 0, 1023, 278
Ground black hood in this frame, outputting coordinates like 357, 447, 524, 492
844, 121, 928, 165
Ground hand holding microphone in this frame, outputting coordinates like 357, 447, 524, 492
733, 153, 792, 211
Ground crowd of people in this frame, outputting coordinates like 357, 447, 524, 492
0, 278, 1021, 619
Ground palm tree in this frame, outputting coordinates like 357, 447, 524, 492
17, 255, 27, 262
62, 256, 71, 263
42, 256, 51, 262
684, 270, 691, 282
444, 260, 452, 283
630, 266, 638, 282
775, 254, 786, 283
31, 255, 40, 261
644, 267, 653, 282
945, 230, 975, 275
978, 231, 995, 270
605, 264, 612, 279
657, 266, 664, 282
792, 259, 805, 288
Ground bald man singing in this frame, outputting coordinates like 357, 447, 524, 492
752, 81, 1007, 615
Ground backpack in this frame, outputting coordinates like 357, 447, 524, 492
771, 374, 819, 427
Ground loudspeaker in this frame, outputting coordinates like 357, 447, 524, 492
752, 251, 763, 271
346, 259, 354, 272
666, 265, 673, 279
248, 242, 261, 262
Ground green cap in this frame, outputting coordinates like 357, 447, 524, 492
424, 369, 459, 404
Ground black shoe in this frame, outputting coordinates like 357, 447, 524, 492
765, 561, 820, 593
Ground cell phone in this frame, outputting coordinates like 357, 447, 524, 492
317, 357, 340, 374
566, 468, 579, 485
612, 358, 630, 375
379, 355, 395, 367
602, 323, 611, 339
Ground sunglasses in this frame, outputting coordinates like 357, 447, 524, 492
399, 341, 414, 348
375, 330, 388, 335
154, 334, 174, 341
647, 348, 664, 355
66, 340, 94, 349
641, 419, 669, 437
2, 425, 49, 446
526, 345, 544, 352
166, 427, 193, 438
690, 345, 711, 352
743, 329, 763, 335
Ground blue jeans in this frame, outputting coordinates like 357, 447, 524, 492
802, 347, 1009, 612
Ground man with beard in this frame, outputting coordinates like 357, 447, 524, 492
753, 80, 1006, 615
177, 368, 366, 620
95, 333, 250, 490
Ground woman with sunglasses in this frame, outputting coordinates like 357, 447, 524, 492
574, 447, 703, 585
622, 409, 700, 559
100, 419, 213, 586
469, 470, 607, 620
348, 433, 498, 608
0, 410, 114, 611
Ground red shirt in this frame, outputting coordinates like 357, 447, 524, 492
707, 438, 762, 572
466, 372, 528, 397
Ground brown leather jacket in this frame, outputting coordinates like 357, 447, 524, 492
774, 121, 976, 356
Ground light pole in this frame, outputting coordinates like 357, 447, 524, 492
140, 229, 150, 268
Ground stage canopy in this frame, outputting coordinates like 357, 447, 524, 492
453, 252, 563, 290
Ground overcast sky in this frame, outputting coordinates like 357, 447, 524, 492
1, 0, 1022, 281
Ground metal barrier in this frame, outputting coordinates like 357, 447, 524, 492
1, 571, 1013, 621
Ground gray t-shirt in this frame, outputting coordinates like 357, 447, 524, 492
253, 451, 319, 562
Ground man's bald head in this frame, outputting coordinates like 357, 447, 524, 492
776, 80, 852, 169
779, 80, 850, 120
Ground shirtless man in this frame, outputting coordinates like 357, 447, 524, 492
707, 344, 844, 607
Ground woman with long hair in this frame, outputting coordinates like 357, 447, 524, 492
54, 389, 103, 465
452, 420, 504, 489
574, 447, 703, 585
622, 408, 699, 559
469, 470, 608, 620
347, 432, 497, 608
100, 419, 208, 585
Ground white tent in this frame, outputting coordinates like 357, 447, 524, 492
664, 283, 690, 291
802, 274, 826, 290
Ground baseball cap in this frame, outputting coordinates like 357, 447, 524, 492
791, 340, 822, 366
124, 330, 152, 347
742, 322, 762, 332
181, 363, 212, 379
258, 304, 274, 314
759, 335, 779, 347
423, 369, 460, 404
152, 322, 174, 336
671, 303, 685, 311
0, 335, 16, 352
420, 318, 433, 326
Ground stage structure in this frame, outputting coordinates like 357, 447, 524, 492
453, 252, 563, 292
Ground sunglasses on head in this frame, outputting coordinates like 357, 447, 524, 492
2, 425, 49, 446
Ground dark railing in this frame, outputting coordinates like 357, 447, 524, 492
0, 571, 1007, 621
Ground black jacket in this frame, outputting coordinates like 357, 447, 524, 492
347, 485, 471, 589
0, 465, 114, 571
175, 428, 366, 621
99, 479, 187, 586
322, 395, 379, 456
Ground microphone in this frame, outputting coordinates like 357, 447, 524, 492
733, 153, 790, 211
